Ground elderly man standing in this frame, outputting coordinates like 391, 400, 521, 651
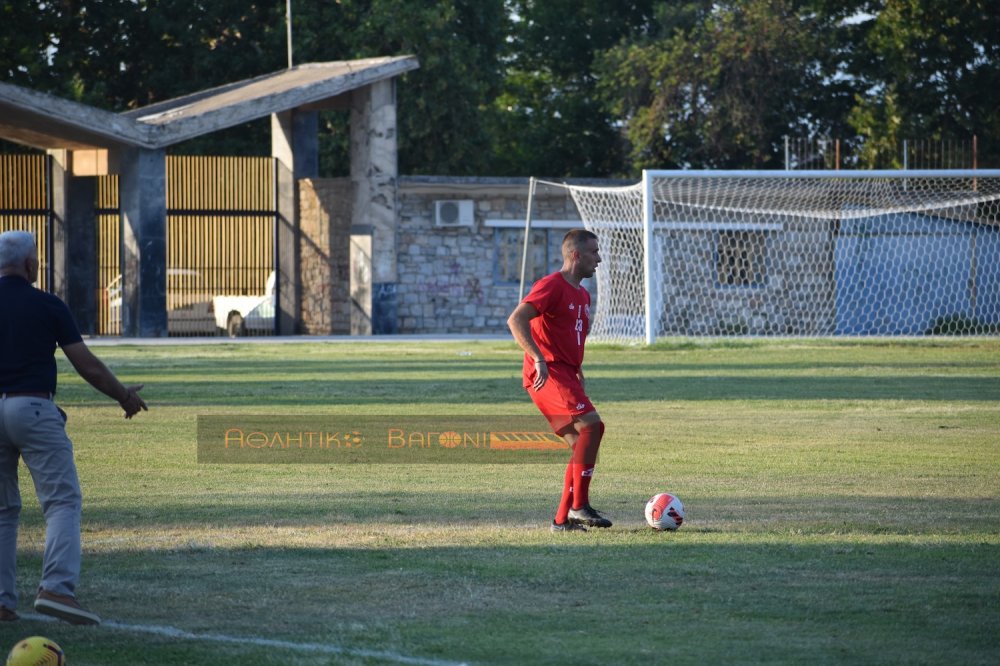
0, 230, 147, 625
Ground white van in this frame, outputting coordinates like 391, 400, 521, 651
105, 269, 215, 335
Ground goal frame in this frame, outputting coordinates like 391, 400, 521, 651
639, 169, 1000, 343
527, 169, 1000, 344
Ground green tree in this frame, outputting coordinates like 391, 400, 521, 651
488, 0, 655, 177
0, 1, 286, 154
0, 0, 58, 87
281, 0, 509, 176
597, 0, 846, 171
7, 1, 285, 109
0, 1, 507, 173
848, 88, 904, 168
5, 0, 997, 172
846, 0, 1000, 167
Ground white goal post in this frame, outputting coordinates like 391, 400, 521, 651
527, 170, 1000, 344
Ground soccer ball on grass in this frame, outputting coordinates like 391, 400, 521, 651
6, 636, 66, 666
645, 492, 685, 531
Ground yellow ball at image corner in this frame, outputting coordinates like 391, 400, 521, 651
6, 636, 66, 666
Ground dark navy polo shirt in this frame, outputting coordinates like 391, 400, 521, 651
0, 275, 83, 395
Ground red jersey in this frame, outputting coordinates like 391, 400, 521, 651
521, 272, 591, 377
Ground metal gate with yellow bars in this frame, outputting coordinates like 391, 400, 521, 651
0, 154, 53, 292
1, 154, 276, 336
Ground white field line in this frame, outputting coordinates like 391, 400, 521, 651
21, 612, 468, 666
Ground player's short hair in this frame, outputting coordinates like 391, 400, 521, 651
0, 230, 37, 269
562, 229, 598, 257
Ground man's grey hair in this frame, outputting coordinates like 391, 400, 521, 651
0, 230, 37, 269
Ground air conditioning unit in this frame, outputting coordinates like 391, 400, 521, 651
434, 200, 475, 228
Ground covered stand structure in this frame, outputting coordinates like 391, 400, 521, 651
0, 55, 418, 336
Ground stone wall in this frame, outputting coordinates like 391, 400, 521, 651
394, 178, 586, 334
296, 175, 850, 337
298, 175, 601, 335
298, 178, 352, 335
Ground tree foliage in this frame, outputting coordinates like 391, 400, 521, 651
486, 0, 655, 177
0, 0, 286, 154
597, 1, 853, 171
595, 0, 998, 172
1, 0, 997, 171
846, 0, 1000, 167
2, 1, 285, 107
290, 0, 508, 176
0, 0, 507, 173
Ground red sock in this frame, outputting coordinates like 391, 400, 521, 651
571, 422, 603, 509
572, 463, 595, 509
554, 462, 574, 524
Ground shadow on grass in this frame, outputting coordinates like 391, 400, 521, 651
56, 373, 1000, 406
67, 355, 1000, 378
14, 490, 998, 533
6, 530, 998, 666
54, 344, 1000, 407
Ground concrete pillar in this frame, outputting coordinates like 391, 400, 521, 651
350, 79, 399, 334
350, 225, 372, 335
48, 152, 98, 334
271, 109, 318, 334
118, 146, 167, 337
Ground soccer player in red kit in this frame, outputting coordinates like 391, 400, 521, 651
507, 229, 612, 531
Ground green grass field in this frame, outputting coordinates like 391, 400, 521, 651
2, 338, 998, 665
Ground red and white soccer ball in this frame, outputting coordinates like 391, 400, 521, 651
645, 492, 685, 531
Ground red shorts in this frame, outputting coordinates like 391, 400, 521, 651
524, 362, 595, 435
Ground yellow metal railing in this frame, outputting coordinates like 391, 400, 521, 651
0, 154, 50, 292
2, 154, 275, 336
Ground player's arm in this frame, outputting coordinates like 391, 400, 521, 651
61, 342, 147, 418
507, 301, 549, 390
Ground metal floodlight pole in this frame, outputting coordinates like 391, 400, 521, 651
286, 0, 294, 68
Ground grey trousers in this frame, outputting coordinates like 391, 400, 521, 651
0, 395, 83, 609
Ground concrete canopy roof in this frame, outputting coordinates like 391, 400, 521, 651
0, 81, 151, 151
0, 55, 418, 151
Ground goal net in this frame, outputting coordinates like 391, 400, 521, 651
561, 170, 1000, 344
